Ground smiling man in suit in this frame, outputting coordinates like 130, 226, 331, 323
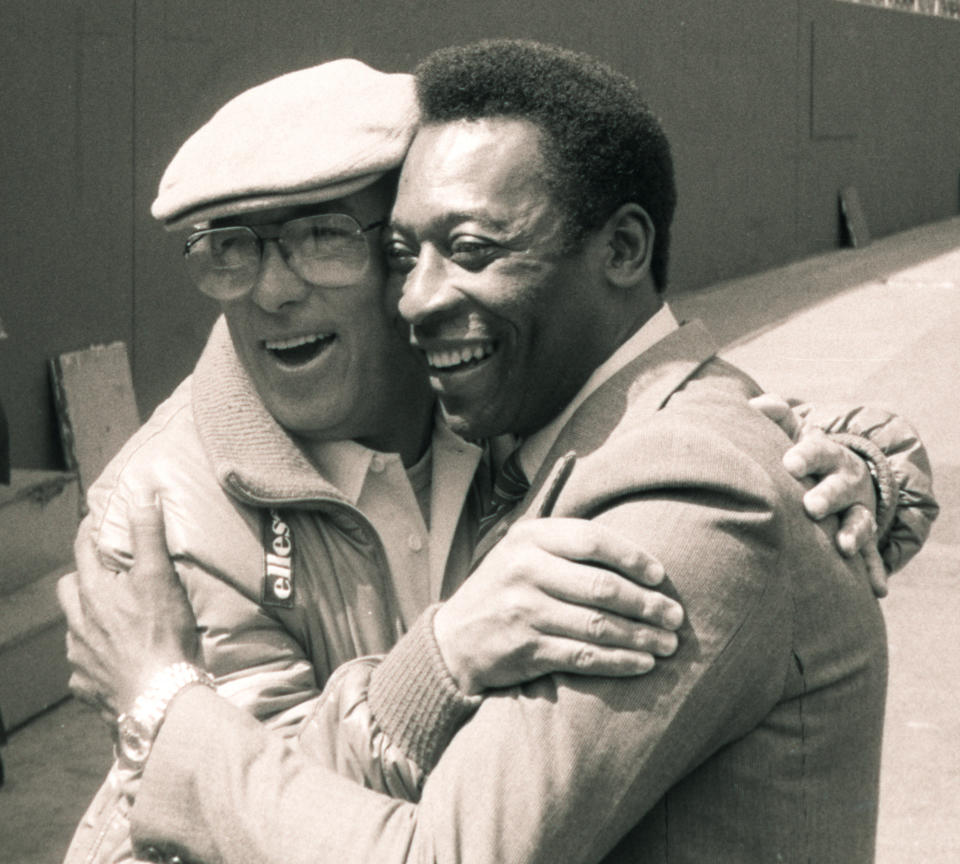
355, 39, 889, 860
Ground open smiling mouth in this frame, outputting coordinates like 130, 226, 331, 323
424, 342, 497, 373
264, 332, 336, 367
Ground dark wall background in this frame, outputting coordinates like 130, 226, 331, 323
2, 0, 958, 470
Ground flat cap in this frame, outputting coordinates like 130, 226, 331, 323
152, 59, 418, 229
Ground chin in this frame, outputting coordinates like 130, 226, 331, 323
267, 402, 335, 438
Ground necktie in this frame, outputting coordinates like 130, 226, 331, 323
476, 447, 530, 542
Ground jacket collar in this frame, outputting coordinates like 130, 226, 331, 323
191, 316, 353, 507
531, 319, 719, 491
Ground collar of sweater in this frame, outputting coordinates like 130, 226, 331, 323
190, 316, 352, 507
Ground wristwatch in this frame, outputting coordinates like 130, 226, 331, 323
116, 662, 215, 771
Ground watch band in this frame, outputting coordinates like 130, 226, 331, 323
116, 662, 215, 770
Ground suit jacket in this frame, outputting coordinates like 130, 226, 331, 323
131, 321, 887, 864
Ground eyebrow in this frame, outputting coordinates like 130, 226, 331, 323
389, 210, 514, 237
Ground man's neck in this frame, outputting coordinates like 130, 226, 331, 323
298, 393, 436, 470
362, 395, 436, 468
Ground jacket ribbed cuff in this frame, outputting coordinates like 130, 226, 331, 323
367, 604, 481, 775
827, 432, 899, 545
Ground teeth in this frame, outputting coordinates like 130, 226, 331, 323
264, 332, 332, 351
426, 342, 495, 370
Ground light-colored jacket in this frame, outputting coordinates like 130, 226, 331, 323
64, 318, 477, 862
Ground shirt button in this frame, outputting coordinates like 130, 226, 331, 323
370, 454, 385, 473
407, 533, 423, 552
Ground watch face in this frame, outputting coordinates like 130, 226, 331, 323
118, 713, 153, 767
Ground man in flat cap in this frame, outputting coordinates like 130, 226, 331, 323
61, 51, 936, 864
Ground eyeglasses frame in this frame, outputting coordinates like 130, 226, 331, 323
183, 212, 387, 299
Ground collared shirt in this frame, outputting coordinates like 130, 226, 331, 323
518, 303, 679, 482
307, 417, 482, 627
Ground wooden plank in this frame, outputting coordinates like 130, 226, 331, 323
49, 342, 140, 505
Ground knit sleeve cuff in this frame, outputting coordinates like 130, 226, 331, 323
367, 604, 481, 775
827, 431, 900, 545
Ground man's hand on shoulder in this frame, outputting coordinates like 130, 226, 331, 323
434, 519, 685, 695
57, 496, 201, 719
750, 394, 887, 596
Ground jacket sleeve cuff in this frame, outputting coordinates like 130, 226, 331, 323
366, 603, 481, 774
827, 431, 899, 545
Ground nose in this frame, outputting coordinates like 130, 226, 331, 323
396, 248, 463, 327
249, 240, 311, 313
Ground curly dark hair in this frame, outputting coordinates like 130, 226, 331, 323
414, 39, 676, 291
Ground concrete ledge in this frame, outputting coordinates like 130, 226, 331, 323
0, 565, 73, 729
0, 469, 79, 595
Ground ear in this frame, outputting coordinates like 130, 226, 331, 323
602, 203, 654, 289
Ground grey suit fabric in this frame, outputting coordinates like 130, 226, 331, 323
131, 321, 886, 864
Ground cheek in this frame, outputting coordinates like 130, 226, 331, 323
221, 305, 259, 361
340, 289, 407, 368
493, 285, 553, 356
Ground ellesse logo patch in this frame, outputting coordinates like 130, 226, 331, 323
262, 509, 295, 608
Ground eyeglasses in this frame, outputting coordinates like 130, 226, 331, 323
183, 213, 386, 301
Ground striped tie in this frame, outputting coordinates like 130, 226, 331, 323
476, 448, 530, 542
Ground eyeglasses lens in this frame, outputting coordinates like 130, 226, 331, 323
283, 215, 369, 286
184, 228, 260, 300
